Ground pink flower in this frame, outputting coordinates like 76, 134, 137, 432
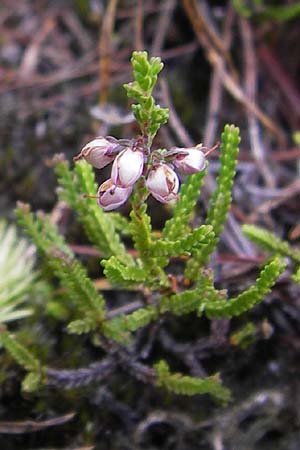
172, 147, 206, 174
111, 147, 144, 187
146, 164, 179, 203
74, 137, 117, 169
97, 179, 132, 211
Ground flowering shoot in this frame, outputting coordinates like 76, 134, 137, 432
74, 52, 213, 211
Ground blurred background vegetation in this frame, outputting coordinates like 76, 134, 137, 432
1, 1, 300, 449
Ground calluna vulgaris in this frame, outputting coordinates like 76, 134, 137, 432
0, 51, 286, 403
74, 133, 207, 210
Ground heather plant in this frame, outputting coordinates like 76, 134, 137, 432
0, 52, 286, 401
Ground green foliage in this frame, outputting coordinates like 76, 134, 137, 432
113, 305, 159, 333
102, 256, 147, 288
292, 266, 300, 285
206, 125, 240, 240
233, 0, 300, 21
243, 224, 300, 283
230, 322, 257, 349
242, 224, 300, 263
108, 213, 131, 236
15, 203, 107, 331
55, 157, 132, 266
150, 225, 214, 258
185, 125, 240, 280
4, 52, 285, 403
0, 221, 35, 324
67, 317, 98, 334
204, 257, 286, 319
159, 289, 206, 316
154, 360, 231, 404
0, 332, 43, 392
159, 272, 226, 317
124, 51, 169, 142
101, 317, 131, 345
22, 371, 43, 393
129, 194, 169, 287
0, 331, 40, 372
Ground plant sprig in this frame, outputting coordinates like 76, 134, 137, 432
1, 51, 285, 405
123, 51, 169, 143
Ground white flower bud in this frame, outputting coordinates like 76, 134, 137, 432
111, 147, 144, 187
97, 179, 133, 211
146, 164, 179, 203
172, 147, 206, 174
74, 137, 117, 169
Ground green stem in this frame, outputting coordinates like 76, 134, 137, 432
130, 180, 169, 288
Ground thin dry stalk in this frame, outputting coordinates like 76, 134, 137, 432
151, 0, 177, 56
99, 0, 119, 104
135, 0, 144, 51
239, 17, 275, 188
204, 3, 235, 147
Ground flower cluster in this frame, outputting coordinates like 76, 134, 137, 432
74, 136, 207, 211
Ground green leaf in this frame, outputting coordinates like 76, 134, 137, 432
292, 266, 300, 285
185, 125, 240, 279
230, 322, 257, 349
55, 157, 133, 266
130, 199, 169, 287
22, 372, 42, 393
102, 256, 147, 288
50, 253, 106, 318
205, 257, 286, 318
101, 317, 131, 345
150, 225, 214, 258
242, 224, 300, 263
108, 213, 131, 236
16, 203, 107, 321
0, 332, 40, 372
122, 306, 158, 332
123, 51, 168, 141
159, 289, 205, 315
154, 360, 231, 403
206, 125, 240, 237
67, 317, 98, 335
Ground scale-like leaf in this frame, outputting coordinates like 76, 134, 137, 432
205, 257, 286, 318
102, 256, 147, 288
243, 224, 300, 263
55, 158, 133, 266
154, 360, 231, 403
150, 225, 214, 258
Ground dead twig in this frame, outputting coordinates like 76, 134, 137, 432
135, 0, 144, 51
150, 0, 177, 56
258, 44, 300, 121
19, 15, 56, 80
184, 0, 238, 80
99, 0, 119, 104
247, 179, 300, 222
0, 412, 75, 434
204, 2, 234, 147
239, 17, 275, 188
